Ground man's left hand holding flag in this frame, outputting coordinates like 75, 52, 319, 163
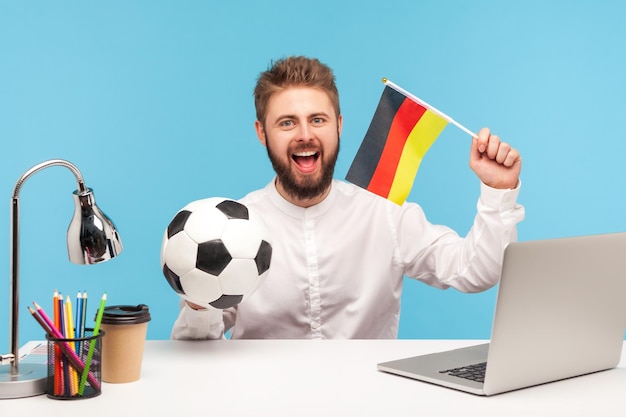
470, 127, 521, 190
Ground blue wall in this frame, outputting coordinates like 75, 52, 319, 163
2, 1, 625, 348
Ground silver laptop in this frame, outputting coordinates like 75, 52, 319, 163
378, 232, 626, 395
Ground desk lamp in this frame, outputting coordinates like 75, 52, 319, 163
0, 159, 123, 399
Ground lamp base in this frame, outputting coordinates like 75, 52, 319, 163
0, 363, 47, 399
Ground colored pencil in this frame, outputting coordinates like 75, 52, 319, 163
32, 302, 101, 391
53, 291, 62, 395
28, 305, 53, 334
78, 293, 106, 395
65, 295, 79, 395
75, 292, 83, 355
80, 292, 88, 343
58, 293, 70, 395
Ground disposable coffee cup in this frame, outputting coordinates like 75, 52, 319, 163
100, 304, 151, 383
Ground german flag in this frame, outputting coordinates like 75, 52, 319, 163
346, 83, 449, 205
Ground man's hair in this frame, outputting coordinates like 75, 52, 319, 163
254, 56, 340, 124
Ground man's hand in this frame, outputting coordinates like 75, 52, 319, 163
186, 300, 208, 311
469, 127, 521, 189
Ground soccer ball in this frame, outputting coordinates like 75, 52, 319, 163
160, 197, 273, 309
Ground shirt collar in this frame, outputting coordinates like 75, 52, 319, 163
266, 177, 337, 220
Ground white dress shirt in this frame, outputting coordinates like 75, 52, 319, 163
171, 178, 524, 339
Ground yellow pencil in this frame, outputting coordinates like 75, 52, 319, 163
52, 290, 62, 396
65, 295, 79, 395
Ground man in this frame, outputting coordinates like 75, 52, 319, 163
171, 56, 524, 339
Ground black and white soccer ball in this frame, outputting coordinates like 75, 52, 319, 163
160, 197, 273, 310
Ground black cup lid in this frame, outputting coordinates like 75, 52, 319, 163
100, 304, 151, 325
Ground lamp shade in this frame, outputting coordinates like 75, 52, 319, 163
67, 188, 123, 264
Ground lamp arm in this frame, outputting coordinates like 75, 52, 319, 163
8, 159, 88, 374
12, 159, 88, 198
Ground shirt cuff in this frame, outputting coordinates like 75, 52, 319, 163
479, 179, 521, 211
183, 302, 224, 324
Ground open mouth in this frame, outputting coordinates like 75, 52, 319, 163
292, 150, 320, 173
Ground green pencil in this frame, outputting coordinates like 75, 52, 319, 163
78, 292, 107, 395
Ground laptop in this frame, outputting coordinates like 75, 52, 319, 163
377, 232, 626, 396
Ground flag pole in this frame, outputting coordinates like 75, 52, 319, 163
382, 78, 477, 139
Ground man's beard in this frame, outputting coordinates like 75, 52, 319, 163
266, 137, 339, 202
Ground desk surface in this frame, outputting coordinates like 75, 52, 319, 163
2, 339, 625, 416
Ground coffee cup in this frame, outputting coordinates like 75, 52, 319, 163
100, 304, 151, 383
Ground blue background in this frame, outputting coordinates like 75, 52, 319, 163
2, 1, 625, 349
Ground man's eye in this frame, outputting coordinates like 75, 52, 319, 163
281, 120, 294, 128
312, 117, 324, 124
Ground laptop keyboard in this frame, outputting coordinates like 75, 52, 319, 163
439, 362, 487, 383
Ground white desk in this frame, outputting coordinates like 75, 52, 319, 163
1, 340, 625, 416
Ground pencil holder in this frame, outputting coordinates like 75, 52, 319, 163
45, 329, 104, 400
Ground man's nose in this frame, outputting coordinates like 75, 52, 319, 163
296, 123, 313, 141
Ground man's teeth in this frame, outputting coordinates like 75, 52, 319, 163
294, 151, 317, 157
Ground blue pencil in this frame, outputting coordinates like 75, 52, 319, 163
75, 292, 83, 355
80, 292, 88, 340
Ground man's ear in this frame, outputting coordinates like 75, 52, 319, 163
337, 114, 343, 137
255, 120, 267, 147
